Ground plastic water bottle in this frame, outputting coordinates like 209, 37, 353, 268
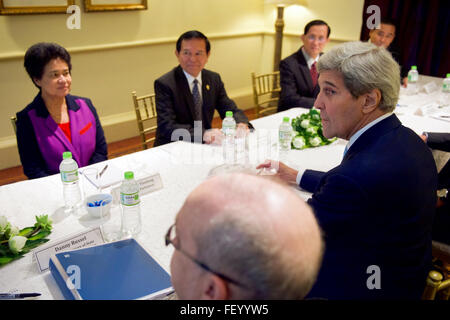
442, 74, 450, 93
279, 117, 293, 162
439, 73, 450, 107
407, 65, 419, 94
120, 171, 142, 237
279, 117, 293, 152
222, 111, 236, 165
59, 151, 82, 214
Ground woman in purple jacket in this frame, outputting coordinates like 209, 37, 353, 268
16, 42, 107, 179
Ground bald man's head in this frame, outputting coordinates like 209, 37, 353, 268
170, 173, 323, 299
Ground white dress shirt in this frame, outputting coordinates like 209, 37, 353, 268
183, 70, 202, 97
301, 47, 320, 70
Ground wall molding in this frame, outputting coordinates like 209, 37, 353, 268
0, 30, 352, 61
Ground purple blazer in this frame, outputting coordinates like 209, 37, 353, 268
16, 94, 108, 179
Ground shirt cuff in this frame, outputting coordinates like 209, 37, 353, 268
296, 168, 306, 186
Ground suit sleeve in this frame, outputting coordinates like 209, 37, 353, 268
86, 99, 108, 164
213, 74, 252, 128
278, 59, 315, 111
154, 79, 197, 143
300, 169, 326, 192
307, 173, 369, 233
426, 132, 450, 152
15, 110, 52, 179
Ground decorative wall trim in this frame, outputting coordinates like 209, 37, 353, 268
0, 30, 351, 61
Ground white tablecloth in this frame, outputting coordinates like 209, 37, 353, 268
1, 79, 449, 299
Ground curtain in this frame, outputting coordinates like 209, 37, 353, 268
360, 0, 449, 78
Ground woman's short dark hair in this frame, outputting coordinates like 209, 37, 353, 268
24, 42, 72, 88
176, 30, 210, 54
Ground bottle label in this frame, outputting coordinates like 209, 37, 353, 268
61, 169, 78, 183
120, 192, 140, 206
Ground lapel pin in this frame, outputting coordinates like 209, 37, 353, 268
206, 84, 210, 91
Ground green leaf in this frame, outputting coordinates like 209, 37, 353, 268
0, 256, 15, 265
19, 227, 34, 237
27, 230, 51, 241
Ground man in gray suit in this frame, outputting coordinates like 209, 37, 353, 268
278, 20, 330, 112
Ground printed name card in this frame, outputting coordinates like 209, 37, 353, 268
111, 173, 163, 204
33, 228, 104, 273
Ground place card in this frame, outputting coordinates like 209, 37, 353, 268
423, 81, 438, 94
33, 227, 104, 273
111, 173, 163, 204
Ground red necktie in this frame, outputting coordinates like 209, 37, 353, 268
310, 61, 318, 87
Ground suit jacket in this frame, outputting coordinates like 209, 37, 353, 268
426, 132, 450, 245
278, 47, 320, 112
426, 132, 450, 189
154, 66, 251, 146
300, 115, 437, 300
16, 93, 108, 179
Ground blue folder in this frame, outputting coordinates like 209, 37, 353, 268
49, 238, 173, 300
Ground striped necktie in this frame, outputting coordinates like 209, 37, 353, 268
310, 61, 318, 87
192, 79, 202, 121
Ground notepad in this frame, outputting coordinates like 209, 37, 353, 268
49, 238, 173, 300
83, 164, 123, 189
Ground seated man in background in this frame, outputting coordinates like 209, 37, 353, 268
421, 132, 450, 245
258, 41, 437, 299
368, 18, 408, 87
154, 30, 252, 146
278, 20, 330, 112
166, 173, 324, 300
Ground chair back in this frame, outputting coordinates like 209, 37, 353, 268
131, 91, 157, 150
422, 241, 450, 300
251, 71, 281, 118
422, 270, 450, 300
11, 116, 17, 134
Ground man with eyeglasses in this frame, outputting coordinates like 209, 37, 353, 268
154, 30, 252, 147
368, 18, 408, 87
166, 173, 324, 300
278, 20, 330, 112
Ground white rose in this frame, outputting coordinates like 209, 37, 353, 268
0, 216, 9, 235
306, 127, 317, 134
300, 119, 310, 128
309, 136, 322, 147
293, 136, 306, 149
9, 225, 19, 237
9, 236, 27, 254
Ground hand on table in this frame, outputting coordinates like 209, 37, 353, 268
256, 160, 299, 185
203, 128, 224, 145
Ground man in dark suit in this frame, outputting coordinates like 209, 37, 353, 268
277, 20, 330, 112
258, 41, 438, 299
154, 30, 251, 147
368, 18, 408, 87
421, 132, 450, 245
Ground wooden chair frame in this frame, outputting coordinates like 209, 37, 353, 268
132, 91, 157, 150
11, 116, 17, 134
251, 71, 281, 118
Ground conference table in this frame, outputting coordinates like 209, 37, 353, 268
0, 76, 448, 299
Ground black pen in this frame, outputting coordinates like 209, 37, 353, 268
0, 293, 41, 299
98, 164, 109, 178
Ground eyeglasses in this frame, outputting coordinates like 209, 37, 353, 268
306, 35, 327, 43
165, 223, 249, 289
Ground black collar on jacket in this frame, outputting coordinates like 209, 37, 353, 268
32, 92, 80, 118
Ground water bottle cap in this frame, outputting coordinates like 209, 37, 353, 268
283, 117, 290, 122
124, 171, 134, 180
225, 111, 233, 117
62, 151, 72, 159
447, 73, 450, 78
411, 66, 417, 70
